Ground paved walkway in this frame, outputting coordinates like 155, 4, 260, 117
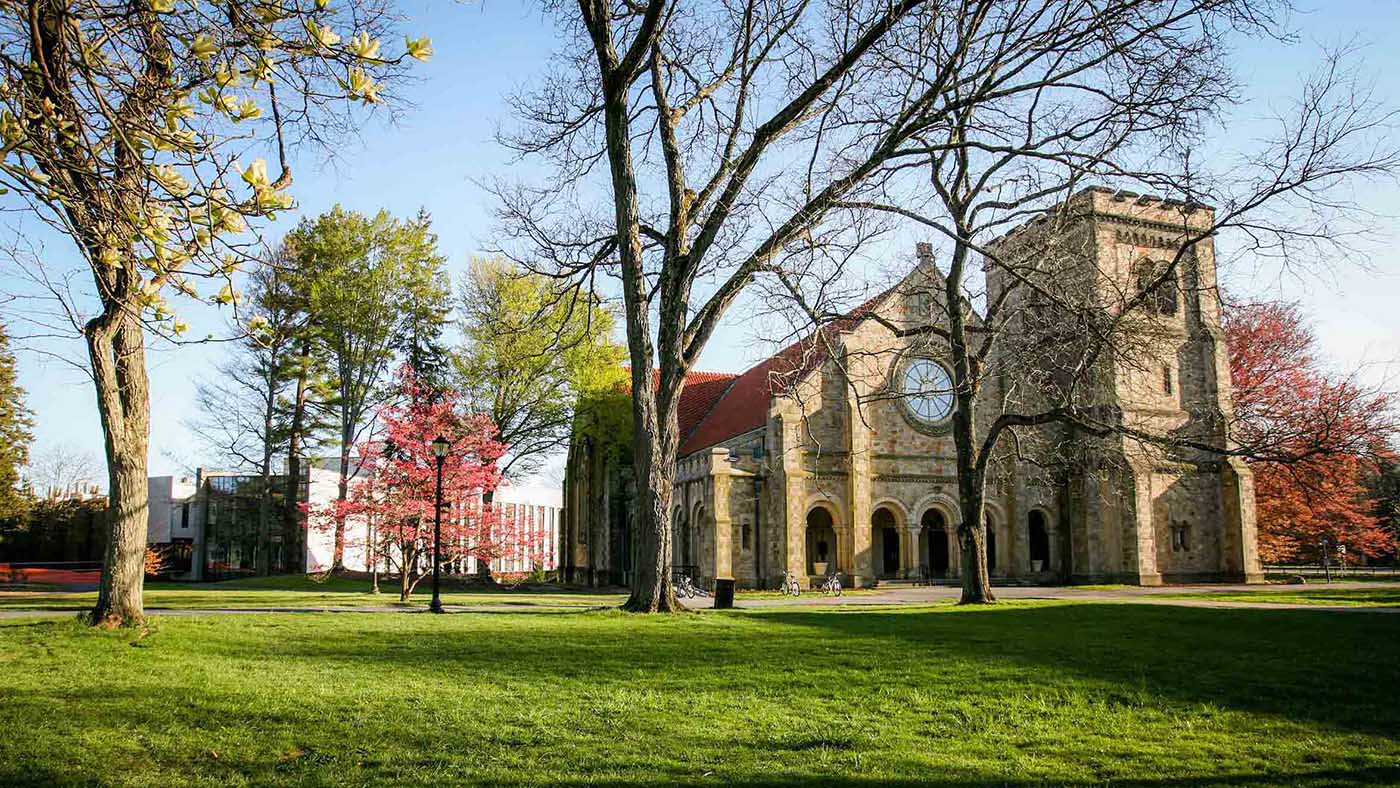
2, 582, 1396, 619
694, 582, 1400, 614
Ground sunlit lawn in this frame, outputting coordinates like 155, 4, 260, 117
0, 574, 626, 611
1, 601, 1397, 787
1162, 586, 1400, 607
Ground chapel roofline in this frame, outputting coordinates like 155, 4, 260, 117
986, 186, 1216, 252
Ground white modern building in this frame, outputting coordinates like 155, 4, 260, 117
146, 463, 564, 582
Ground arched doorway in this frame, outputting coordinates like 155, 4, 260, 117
985, 515, 998, 574
688, 505, 705, 575
805, 507, 837, 576
921, 508, 950, 577
1028, 510, 1051, 572
872, 507, 900, 579
673, 507, 691, 571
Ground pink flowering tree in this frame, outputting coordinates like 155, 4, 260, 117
307, 369, 523, 602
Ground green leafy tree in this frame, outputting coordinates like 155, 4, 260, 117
0, 0, 429, 626
286, 206, 451, 569
0, 320, 34, 521
455, 257, 625, 482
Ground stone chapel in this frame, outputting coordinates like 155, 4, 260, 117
561, 188, 1264, 589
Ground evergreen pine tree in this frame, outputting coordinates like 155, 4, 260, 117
0, 321, 35, 520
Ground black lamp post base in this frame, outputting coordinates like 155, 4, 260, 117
429, 599, 445, 614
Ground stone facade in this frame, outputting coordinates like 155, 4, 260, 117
562, 189, 1263, 589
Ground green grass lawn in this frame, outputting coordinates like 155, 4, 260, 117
1163, 587, 1400, 607
0, 574, 626, 611
0, 573, 884, 611
1, 602, 1397, 787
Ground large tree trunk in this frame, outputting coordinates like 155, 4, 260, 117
586, 7, 678, 612
282, 339, 310, 571
258, 386, 276, 575
334, 415, 351, 571
953, 452, 994, 604
85, 311, 150, 628
622, 375, 682, 612
945, 227, 995, 605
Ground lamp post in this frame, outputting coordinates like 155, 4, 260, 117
429, 435, 450, 614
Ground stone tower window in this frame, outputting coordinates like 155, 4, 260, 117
1133, 259, 1179, 316
1162, 364, 1174, 396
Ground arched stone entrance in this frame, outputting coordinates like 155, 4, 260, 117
673, 507, 692, 572
920, 508, 951, 578
805, 507, 837, 576
1028, 509, 1051, 572
985, 515, 998, 574
872, 507, 900, 579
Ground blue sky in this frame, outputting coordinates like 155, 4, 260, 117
5, 0, 1399, 482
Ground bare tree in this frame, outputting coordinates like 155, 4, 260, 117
24, 443, 101, 500
497, 0, 1021, 611
767, 21, 1398, 603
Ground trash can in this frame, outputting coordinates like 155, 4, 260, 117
713, 577, 735, 609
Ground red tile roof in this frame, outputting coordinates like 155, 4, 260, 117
676, 285, 898, 457
674, 370, 740, 439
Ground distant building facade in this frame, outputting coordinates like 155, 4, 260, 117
563, 190, 1263, 589
146, 463, 563, 581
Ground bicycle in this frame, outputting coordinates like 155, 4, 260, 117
781, 571, 802, 597
675, 574, 710, 599
819, 571, 843, 597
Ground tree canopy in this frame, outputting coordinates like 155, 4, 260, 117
1224, 301, 1398, 563
455, 257, 625, 481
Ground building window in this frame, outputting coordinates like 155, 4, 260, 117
180, 503, 189, 530
742, 522, 752, 551
1162, 364, 1174, 396
1133, 260, 1179, 316
1170, 524, 1191, 552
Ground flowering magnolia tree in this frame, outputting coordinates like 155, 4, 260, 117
305, 370, 538, 602
0, 0, 430, 626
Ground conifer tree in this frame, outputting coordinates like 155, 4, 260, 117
0, 320, 34, 521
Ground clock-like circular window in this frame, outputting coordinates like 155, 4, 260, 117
901, 358, 954, 425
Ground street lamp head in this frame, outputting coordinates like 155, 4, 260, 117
430, 435, 450, 459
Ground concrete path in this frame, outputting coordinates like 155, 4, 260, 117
695, 582, 1400, 614
2, 582, 1396, 619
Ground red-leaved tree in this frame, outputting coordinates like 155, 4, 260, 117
307, 369, 529, 601
1225, 302, 1398, 564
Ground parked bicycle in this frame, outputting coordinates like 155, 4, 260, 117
781, 571, 802, 597
820, 571, 843, 597
674, 574, 710, 599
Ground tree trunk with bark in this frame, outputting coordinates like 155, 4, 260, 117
945, 229, 995, 605
85, 310, 151, 628
283, 339, 311, 570
587, 16, 684, 612
622, 370, 682, 612
334, 414, 352, 571
258, 383, 276, 575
